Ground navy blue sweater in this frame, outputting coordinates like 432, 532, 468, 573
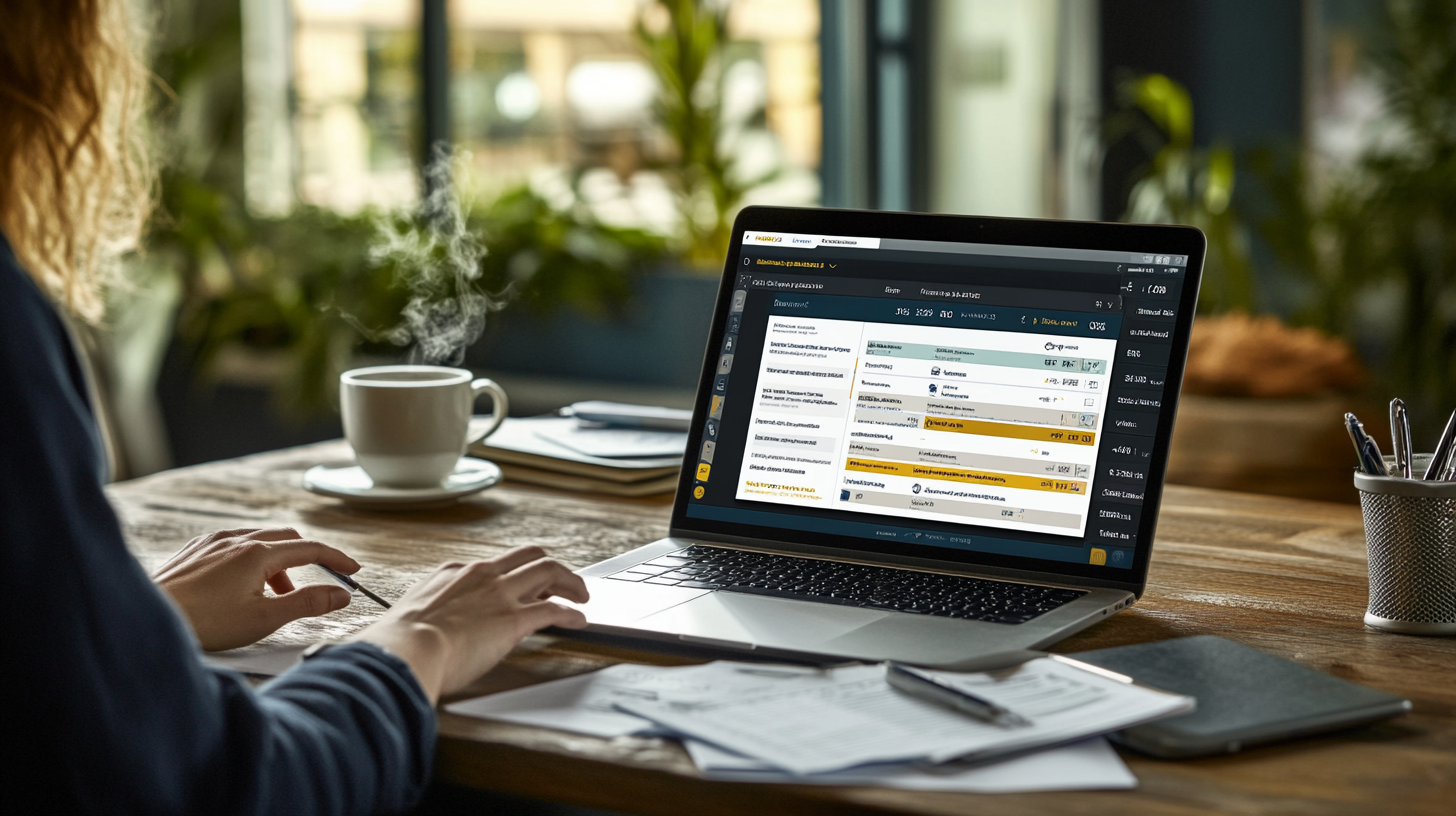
0, 235, 434, 815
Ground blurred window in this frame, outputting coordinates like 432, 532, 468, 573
929, 0, 1098, 220
1305, 0, 1391, 171
244, 0, 822, 224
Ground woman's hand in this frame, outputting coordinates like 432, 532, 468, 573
154, 527, 360, 651
349, 546, 589, 704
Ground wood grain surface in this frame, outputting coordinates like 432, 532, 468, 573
109, 440, 1456, 815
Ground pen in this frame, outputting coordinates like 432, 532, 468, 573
318, 565, 393, 610
1390, 399, 1413, 478
885, 662, 1030, 728
1345, 413, 1388, 476
1425, 409, 1456, 481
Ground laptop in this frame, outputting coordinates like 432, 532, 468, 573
567, 206, 1204, 667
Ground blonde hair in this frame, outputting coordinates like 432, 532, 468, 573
0, 0, 152, 321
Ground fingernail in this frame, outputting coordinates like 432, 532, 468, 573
329, 587, 351, 610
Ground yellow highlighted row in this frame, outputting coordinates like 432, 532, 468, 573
845, 458, 1087, 494
922, 415, 1097, 446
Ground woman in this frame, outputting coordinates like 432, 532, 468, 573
0, 3, 588, 813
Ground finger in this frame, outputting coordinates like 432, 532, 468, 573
515, 600, 589, 635
502, 559, 590, 604
422, 561, 470, 588
393, 561, 468, 606
261, 585, 352, 630
208, 527, 266, 542
155, 534, 213, 575
266, 570, 296, 595
175, 529, 249, 559
257, 539, 361, 576
489, 545, 548, 574
242, 527, 306, 543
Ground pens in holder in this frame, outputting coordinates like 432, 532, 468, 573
317, 565, 393, 610
1389, 399, 1413, 479
1425, 409, 1456, 481
1344, 413, 1388, 476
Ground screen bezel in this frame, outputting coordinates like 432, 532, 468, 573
668, 206, 1206, 597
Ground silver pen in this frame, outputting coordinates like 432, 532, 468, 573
886, 662, 1030, 728
1425, 409, 1456, 481
317, 565, 393, 610
1390, 399, 1413, 479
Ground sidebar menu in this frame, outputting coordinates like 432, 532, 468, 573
1082, 265, 1183, 567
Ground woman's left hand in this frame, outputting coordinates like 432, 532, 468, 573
154, 527, 361, 651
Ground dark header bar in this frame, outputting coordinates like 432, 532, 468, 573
760, 293, 1123, 340
741, 271, 1122, 315
880, 238, 1189, 267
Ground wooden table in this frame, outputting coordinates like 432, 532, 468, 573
110, 440, 1456, 815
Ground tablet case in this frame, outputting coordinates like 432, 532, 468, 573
1069, 635, 1411, 758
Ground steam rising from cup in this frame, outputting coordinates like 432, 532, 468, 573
366, 148, 496, 366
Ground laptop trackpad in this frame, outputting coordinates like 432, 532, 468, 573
635, 592, 889, 649
573, 578, 711, 627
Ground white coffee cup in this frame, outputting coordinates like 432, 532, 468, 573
340, 365, 508, 488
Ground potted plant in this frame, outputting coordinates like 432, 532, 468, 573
468, 0, 785, 389
1106, 73, 1377, 503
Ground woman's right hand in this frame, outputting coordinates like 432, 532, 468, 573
349, 546, 589, 704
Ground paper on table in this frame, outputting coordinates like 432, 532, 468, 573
536, 424, 688, 459
471, 417, 681, 471
683, 737, 1137, 792
617, 658, 1193, 776
444, 661, 834, 738
202, 643, 308, 677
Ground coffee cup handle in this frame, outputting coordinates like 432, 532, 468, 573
465, 378, 509, 446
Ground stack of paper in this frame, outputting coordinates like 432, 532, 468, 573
446, 658, 1194, 792
469, 416, 686, 496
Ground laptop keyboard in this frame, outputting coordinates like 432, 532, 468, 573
604, 545, 1085, 625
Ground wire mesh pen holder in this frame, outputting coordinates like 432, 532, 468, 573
1355, 455, 1456, 636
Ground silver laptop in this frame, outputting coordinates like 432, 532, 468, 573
569, 206, 1204, 667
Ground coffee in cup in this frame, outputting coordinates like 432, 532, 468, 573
340, 365, 508, 488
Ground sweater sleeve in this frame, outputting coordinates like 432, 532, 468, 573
0, 239, 435, 816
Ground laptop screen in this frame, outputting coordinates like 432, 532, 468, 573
675, 209, 1202, 586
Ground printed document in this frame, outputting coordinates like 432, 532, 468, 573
683, 737, 1137, 792
446, 659, 1145, 793
449, 658, 1188, 779
615, 658, 1192, 775
444, 661, 834, 738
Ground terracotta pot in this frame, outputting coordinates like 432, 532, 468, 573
1166, 394, 1368, 504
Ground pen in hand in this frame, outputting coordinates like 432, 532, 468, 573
317, 565, 393, 610
885, 662, 1030, 728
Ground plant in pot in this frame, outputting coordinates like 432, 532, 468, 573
1107, 73, 1373, 503
469, 0, 787, 388
1255, 0, 1455, 446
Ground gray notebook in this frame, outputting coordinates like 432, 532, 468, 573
1069, 635, 1411, 758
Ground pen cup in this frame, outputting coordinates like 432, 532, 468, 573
1355, 454, 1456, 636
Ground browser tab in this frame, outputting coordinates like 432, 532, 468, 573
817, 235, 880, 249
742, 231, 880, 250
743, 231, 798, 246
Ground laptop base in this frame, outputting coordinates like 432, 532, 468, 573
567, 538, 1133, 668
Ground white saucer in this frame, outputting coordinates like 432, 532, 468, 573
303, 457, 502, 509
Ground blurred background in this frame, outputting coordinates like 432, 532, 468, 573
98, 0, 1453, 505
